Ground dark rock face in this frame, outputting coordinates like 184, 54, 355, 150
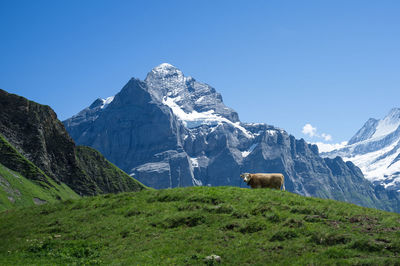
64, 64, 400, 212
0, 89, 78, 185
0, 89, 145, 195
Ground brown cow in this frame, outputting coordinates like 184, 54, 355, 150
240, 173, 285, 190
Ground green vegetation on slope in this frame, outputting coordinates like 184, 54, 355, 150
1, 187, 399, 265
0, 164, 78, 211
0, 134, 49, 183
0, 134, 78, 210
75, 146, 146, 194
0, 133, 144, 210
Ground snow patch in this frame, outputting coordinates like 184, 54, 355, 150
190, 157, 199, 168
242, 143, 258, 158
101, 96, 115, 109
162, 96, 254, 138
195, 96, 205, 103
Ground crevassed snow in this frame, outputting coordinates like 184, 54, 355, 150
101, 96, 115, 109
162, 96, 254, 138
242, 143, 258, 157
342, 139, 400, 182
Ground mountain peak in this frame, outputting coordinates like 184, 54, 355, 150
148, 63, 183, 78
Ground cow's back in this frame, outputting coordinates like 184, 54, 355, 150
251, 173, 284, 189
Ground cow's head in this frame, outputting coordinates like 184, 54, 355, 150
240, 173, 251, 183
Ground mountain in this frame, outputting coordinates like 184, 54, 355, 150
323, 108, 400, 191
1, 187, 400, 265
0, 89, 145, 209
64, 63, 400, 212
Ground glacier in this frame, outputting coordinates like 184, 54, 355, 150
322, 108, 400, 191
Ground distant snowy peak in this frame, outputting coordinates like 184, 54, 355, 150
348, 108, 400, 145
322, 107, 400, 191
372, 108, 400, 139
348, 118, 379, 145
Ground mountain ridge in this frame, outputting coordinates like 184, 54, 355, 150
64, 63, 400, 212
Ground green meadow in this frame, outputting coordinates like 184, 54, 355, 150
1, 186, 400, 265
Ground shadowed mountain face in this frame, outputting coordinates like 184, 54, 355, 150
0, 89, 145, 196
64, 63, 400, 212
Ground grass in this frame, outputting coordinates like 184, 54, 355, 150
0, 186, 400, 265
0, 163, 79, 211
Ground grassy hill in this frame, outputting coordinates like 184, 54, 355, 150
1, 187, 400, 265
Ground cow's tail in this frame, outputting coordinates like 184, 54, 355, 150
281, 175, 285, 191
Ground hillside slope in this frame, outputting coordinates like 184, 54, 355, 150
75, 146, 146, 194
0, 89, 146, 197
0, 163, 78, 211
0, 134, 78, 210
1, 187, 399, 265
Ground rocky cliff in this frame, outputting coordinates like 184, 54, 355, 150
64, 63, 400, 212
0, 89, 145, 196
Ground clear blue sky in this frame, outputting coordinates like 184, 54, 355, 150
1, 0, 400, 144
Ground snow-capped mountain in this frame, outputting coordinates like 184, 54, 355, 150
322, 108, 400, 191
146, 63, 240, 127
63, 63, 400, 212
